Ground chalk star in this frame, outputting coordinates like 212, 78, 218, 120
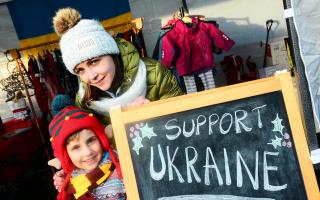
140, 123, 157, 139
132, 135, 143, 155
271, 113, 284, 135
268, 135, 283, 149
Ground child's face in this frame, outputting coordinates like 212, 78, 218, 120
66, 129, 103, 171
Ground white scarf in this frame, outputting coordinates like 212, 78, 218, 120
78, 59, 147, 116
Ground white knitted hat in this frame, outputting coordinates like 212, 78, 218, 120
53, 8, 119, 74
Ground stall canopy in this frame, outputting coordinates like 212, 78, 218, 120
6, 0, 132, 50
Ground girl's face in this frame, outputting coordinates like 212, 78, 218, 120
66, 129, 103, 171
74, 55, 116, 91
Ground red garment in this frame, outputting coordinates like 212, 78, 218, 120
28, 58, 50, 112
45, 51, 64, 94
38, 55, 58, 103
0, 119, 41, 182
161, 18, 235, 76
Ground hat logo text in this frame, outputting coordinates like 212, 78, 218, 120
75, 37, 97, 51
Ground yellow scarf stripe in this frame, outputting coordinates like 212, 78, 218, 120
75, 190, 88, 199
70, 174, 91, 199
70, 162, 113, 199
96, 163, 112, 185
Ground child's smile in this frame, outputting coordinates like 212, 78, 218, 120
66, 129, 103, 171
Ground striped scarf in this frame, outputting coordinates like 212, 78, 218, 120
67, 161, 115, 199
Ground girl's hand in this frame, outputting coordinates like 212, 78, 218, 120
128, 96, 150, 107
53, 169, 66, 192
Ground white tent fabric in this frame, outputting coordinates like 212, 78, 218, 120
292, 0, 320, 127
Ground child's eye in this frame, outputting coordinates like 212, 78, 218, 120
87, 136, 98, 144
70, 145, 80, 151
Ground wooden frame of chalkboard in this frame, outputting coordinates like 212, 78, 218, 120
110, 72, 319, 200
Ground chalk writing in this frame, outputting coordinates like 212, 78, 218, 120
125, 92, 307, 199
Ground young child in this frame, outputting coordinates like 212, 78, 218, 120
49, 105, 126, 199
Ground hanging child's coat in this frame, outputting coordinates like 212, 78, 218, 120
161, 17, 235, 76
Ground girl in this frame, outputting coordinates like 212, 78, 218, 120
53, 8, 183, 124
49, 105, 125, 199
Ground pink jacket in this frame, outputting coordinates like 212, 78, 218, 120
162, 18, 235, 76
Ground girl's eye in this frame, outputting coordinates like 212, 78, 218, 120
87, 136, 98, 144
74, 68, 84, 74
69, 145, 80, 151
89, 58, 100, 66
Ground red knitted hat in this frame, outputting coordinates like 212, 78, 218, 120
49, 105, 122, 200
49, 105, 119, 174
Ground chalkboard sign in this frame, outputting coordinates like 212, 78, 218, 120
110, 73, 319, 200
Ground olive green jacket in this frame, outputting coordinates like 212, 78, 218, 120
116, 38, 183, 101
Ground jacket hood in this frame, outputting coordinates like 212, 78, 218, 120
116, 38, 139, 88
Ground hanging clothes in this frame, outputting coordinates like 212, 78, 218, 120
45, 50, 64, 94
183, 69, 216, 94
53, 49, 79, 98
36, 54, 57, 102
151, 27, 187, 93
183, 75, 197, 93
198, 69, 215, 90
161, 17, 235, 93
116, 28, 148, 57
152, 28, 173, 61
27, 57, 50, 113
161, 17, 235, 76
130, 28, 148, 57
34, 55, 45, 83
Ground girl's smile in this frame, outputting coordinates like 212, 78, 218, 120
66, 129, 103, 171
74, 55, 116, 91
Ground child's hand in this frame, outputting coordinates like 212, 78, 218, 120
128, 96, 150, 107
53, 169, 66, 192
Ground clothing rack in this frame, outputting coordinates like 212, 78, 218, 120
10, 56, 56, 176
3, 16, 145, 124
2, 17, 144, 173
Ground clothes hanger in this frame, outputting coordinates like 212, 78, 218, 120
182, 16, 192, 24
173, 9, 192, 25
